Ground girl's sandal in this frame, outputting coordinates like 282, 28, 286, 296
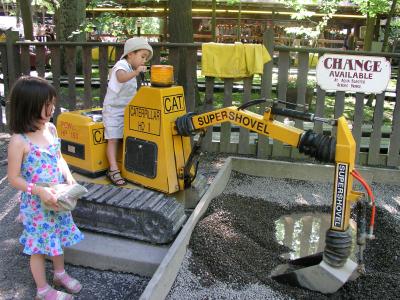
53, 272, 82, 294
35, 285, 73, 300
107, 169, 127, 186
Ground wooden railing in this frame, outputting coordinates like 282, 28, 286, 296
1, 29, 399, 168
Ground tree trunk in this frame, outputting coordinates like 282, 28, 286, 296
54, 0, 86, 74
382, 0, 398, 52
373, 14, 382, 41
211, 0, 216, 42
2, 1, 8, 16
168, 0, 199, 110
20, 0, 34, 40
55, 0, 86, 42
168, 0, 193, 43
237, 0, 242, 42
363, 14, 376, 51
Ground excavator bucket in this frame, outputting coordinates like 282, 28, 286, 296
271, 252, 358, 294
270, 116, 366, 294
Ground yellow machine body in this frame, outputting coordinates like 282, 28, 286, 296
331, 117, 361, 232
57, 109, 109, 177
121, 85, 192, 194
57, 86, 192, 194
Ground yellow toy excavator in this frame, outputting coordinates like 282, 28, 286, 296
56, 71, 375, 294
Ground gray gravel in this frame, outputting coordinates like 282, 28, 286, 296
168, 170, 400, 299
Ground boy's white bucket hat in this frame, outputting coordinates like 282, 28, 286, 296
120, 37, 153, 60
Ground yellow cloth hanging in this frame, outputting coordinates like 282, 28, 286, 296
201, 42, 271, 79
244, 43, 271, 75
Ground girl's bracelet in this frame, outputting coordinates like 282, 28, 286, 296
26, 183, 35, 195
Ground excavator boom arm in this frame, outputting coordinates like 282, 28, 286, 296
190, 106, 303, 147
175, 104, 363, 268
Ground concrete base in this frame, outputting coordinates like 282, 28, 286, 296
64, 231, 169, 276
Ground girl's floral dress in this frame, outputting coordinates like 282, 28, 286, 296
19, 125, 84, 256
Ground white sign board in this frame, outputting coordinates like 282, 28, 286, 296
316, 54, 391, 94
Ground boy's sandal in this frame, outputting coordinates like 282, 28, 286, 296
53, 272, 82, 294
35, 285, 73, 300
107, 169, 127, 186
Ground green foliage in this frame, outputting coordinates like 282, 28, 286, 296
287, 76, 316, 89
352, 0, 391, 17
87, 0, 160, 7
86, 1, 160, 39
223, 0, 241, 4
209, 0, 241, 4
87, 0, 122, 8
33, 0, 59, 13
279, 0, 341, 43
389, 18, 400, 41
308, 95, 394, 125
90, 15, 159, 39
285, 26, 319, 40
2, 0, 58, 15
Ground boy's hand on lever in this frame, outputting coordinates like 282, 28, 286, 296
136, 65, 147, 74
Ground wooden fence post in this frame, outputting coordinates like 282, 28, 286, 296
353, 92, 365, 164
313, 85, 326, 134
184, 47, 197, 112
238, 76, 252, 154
50, 45, 61, 121
5, 29, 19, 89
272, 50, 291, 159
368, 93, 385, 166
82, 45, 93, 109
201, 76, 215, 152
3, 29, 20, 131
220, 79, 233, 153
387, 63, 400, 167
257, 29, 274, 158
98, 45, 109, 107
0, 43, 7, 131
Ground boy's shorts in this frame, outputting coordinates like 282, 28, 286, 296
102, 104, 125, 139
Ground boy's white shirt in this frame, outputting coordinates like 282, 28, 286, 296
103, 59, 137, 107
107, 59, 129, 93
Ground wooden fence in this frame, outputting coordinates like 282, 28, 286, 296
1, 29, 399, 168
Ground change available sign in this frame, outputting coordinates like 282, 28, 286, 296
316, 54, 391, 94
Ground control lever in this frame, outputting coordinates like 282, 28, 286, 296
139, 71, 149, 86
271, 105, 337, 126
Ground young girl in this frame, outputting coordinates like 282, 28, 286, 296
7, 76, 84, 300
102, 37, 153, 186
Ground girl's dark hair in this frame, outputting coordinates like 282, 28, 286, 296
9, 76, 56, 133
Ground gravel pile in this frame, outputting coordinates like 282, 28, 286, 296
168, 171, 400, 299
